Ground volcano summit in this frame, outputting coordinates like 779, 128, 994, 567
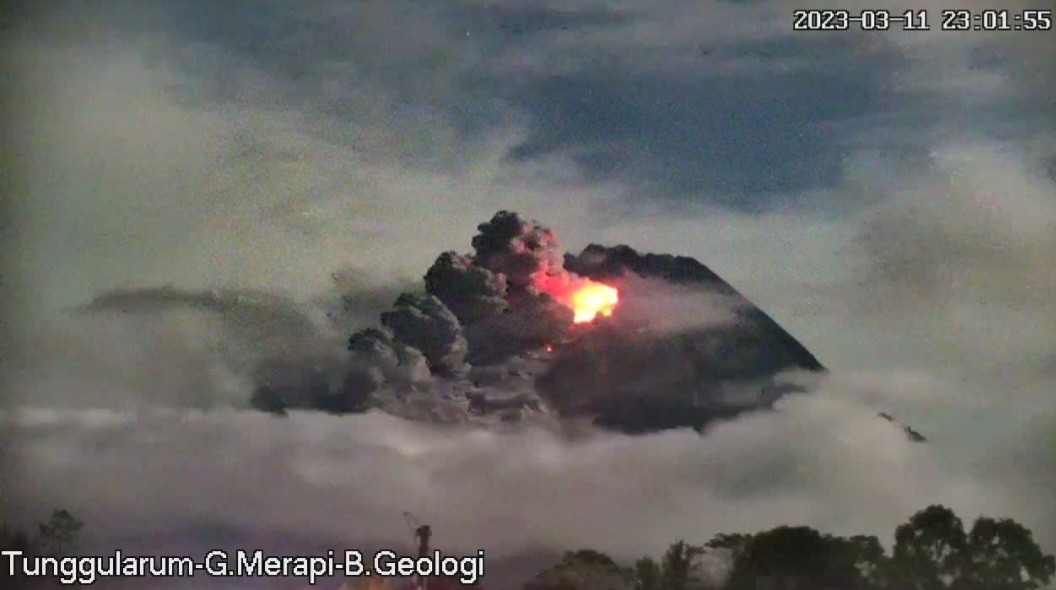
251, 210, 843, 435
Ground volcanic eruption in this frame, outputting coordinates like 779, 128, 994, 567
525, 271, 620, 325
247, 210, 930, 439
463, 210, 620, 326
240, 210, 930, 440
566, 282, 620, 324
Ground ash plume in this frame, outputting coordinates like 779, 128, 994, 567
347, 327, 431, 390
471, 210, 567, 291
466, 211, 608, 317
302, 210, 841, 436
424, 252, 508, 325
349, 211, 586, 382
425, 211, 579, 364
62, 211, 846, 438
380, 293, 469, 378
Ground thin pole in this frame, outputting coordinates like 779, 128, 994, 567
415, 525, 431, 590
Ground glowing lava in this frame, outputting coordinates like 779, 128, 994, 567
570, 282, 619, 323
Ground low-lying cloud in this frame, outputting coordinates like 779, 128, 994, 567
0, 383, 1024, 561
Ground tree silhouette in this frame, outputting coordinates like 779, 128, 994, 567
523, 505, 1053, 590
720, 526, 877, 590
843, 535, 887, 587
36, 509, 83, 556
524, 549, 635, 590
0, 509, 83, 589
884, 505, 1056, 590
889, 505, 968, 590
659, 540, 705, 590
633, 557, 661, 590
705, 533, 751, 555
957, 517, 1055, 590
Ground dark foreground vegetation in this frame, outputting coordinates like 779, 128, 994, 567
526, 505, 1054, 590
0, 510, 82, 588
3, 505, 1052, 590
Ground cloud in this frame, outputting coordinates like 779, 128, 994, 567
425, 252, 510, 325
2, 1, 621, 342
847, 142, 1056, 373
605, 275, 746, 335
0, 384, 1007, 556
2, 371, 1050, 590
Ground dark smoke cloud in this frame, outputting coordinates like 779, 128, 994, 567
423, 212, 577, 365
250, 355, 370, 416
78, 286, 325, 351
347, 327, 431, 391
462, 293, 572, 366
1, 286, 349, 411
321, 210, 832, 436
380, 293, 469, 377
471, 210, 567, 291
65, 284, 429, 418
425, 252, 508, 325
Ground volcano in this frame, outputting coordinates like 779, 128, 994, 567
253, 211, 918, 439
541, 243, 825, 433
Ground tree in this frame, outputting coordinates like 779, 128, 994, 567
660, 540, 705, 590
633, 557, 661, 590
956, 517, 1055, 590
36, 509, 83, 556
524, 549, 635, 590
842, 534, 888, 588
705, 533, 751, 557
1, 509, 83, 589
724, 526, 873, 590
522, 505, 1053, 590
889, 505, 968, 590
1, 509, 83, 557
885, 505, 1056, 590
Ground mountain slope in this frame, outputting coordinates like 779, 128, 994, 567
536, 244, 826, 433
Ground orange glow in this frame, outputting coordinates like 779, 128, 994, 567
570, 282, 619, 323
